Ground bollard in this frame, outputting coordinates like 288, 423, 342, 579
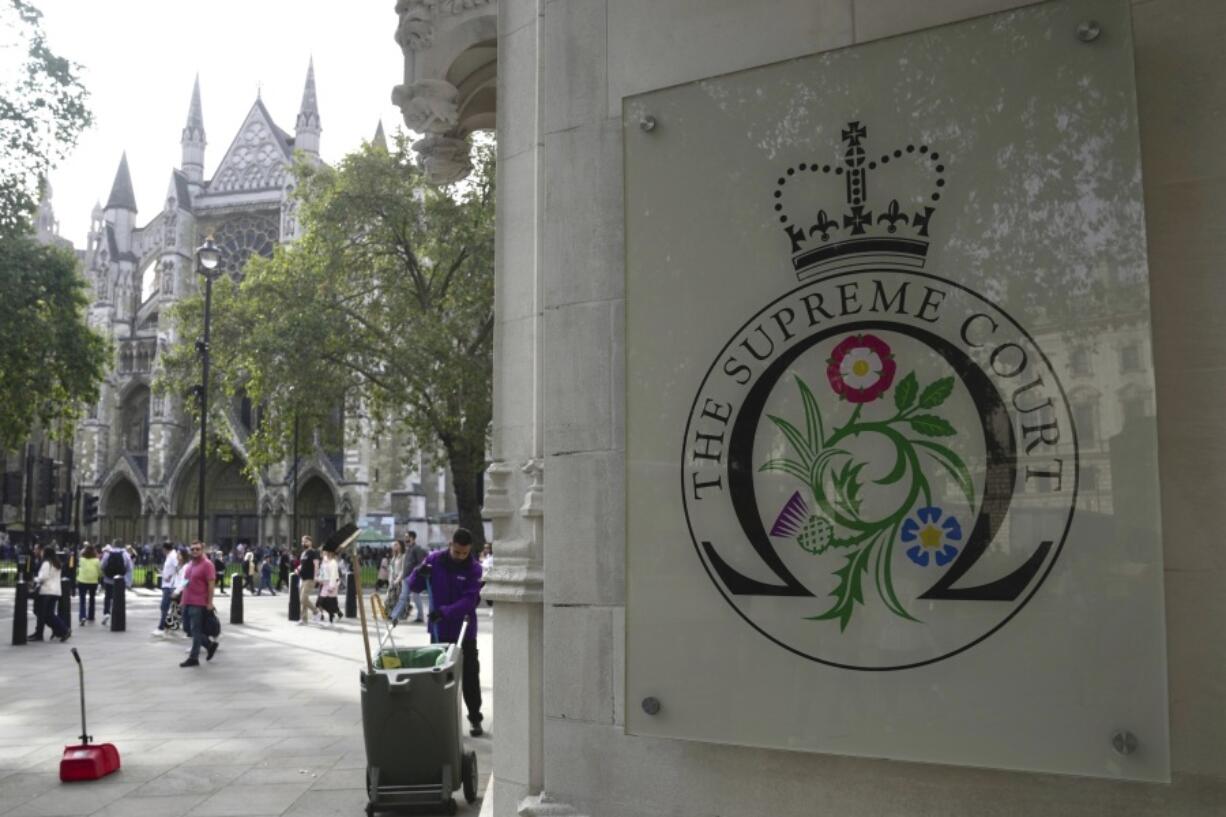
229, 573, 243, 624
288, 574, 300, 621
345, 573, 357, 619
110, 579, 126, 631
144, 568, 155, 590
59, 577, 72, 633
11, 571, 28, 645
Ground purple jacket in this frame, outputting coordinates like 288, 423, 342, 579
407, 549, 482, 643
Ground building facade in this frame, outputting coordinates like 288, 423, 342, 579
73, 66, 451, 549
393, 0, 1223, 815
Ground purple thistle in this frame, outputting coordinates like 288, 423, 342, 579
770, 491, 809, 538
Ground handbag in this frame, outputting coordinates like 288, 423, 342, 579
203, 603, 220, 637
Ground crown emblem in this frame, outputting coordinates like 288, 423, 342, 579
774, 121, 945, 281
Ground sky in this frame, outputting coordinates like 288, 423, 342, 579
38, 0, 407, 248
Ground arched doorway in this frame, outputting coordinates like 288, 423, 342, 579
172, 450, 259, 551
102, 477, 141, 545
296, 475, 337, 544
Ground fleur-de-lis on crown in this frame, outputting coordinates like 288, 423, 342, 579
877, 200, 909, 234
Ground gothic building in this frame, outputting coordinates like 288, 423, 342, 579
73, 64, 447, 549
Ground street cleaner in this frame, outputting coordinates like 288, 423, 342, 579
405, 528, 485, 736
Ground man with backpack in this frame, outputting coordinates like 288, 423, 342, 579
100, 541, 130, 626
404, 530, 428, 623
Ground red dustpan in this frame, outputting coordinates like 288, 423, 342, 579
60, 648, 121, 782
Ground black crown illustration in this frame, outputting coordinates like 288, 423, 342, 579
774, 121, 945, 281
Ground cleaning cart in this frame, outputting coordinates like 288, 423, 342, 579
341, 529, 477, 815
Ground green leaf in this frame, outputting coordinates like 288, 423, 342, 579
874, 524, 919, 622
894, 371, 918, 412
795, 375, 825, 453
808, 447, 850, 494
908, 414, 957, 437
832, 460, 866, 517
918, 376, 955, 409
912, 440, 976, 507
759, 458, 809, 482
767, 414, 813, 465
807, 546, 874, 631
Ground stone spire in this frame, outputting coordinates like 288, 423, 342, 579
105, 153, 137, 212
295, 58, 321, 155
181, 75, 206, 184
372, 119, 388, 152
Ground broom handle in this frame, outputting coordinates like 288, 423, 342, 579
70, 648, 90, 745
350, 547, 373, 673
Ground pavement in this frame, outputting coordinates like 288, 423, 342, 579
0, 582, 493, 816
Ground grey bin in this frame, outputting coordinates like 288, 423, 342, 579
361, 624, 477, 815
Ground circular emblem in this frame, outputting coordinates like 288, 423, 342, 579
682, 270, 1078, 670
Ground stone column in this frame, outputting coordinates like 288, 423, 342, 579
478, 1, 548, 813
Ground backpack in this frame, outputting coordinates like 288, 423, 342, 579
103, 550, 126, 578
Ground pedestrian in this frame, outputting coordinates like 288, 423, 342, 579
153, 542, 180, 636
376, 554, 390, 591
257, 555, 276, 596
30, 547, 70, 642
99, 541, 128, 625
180, 540, 219, 667
277, 548, 291, 591
212, 550, 227, 595
405, 530, 427, 622
385, 540, 405, 616
243, 546, 256, 591
316, 549, 342, 624
405, 527, 484, 735
76, 544, 101, 625
296, 536, 322, 625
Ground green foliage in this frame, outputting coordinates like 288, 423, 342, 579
0, 0, 92, 236
160, 136, 495, 543
764, 369, 972, 628
0, 235, 110, 447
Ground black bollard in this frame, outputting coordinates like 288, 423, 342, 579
59, 577, 72, 633
11, 574, 28, 646
229, 573, 243, 624
288, 574, 300, 621
110, 579, 126, 631
345, 573, 357, 619
144, 568, 155, 590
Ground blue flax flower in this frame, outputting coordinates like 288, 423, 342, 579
901, 506, 962, 567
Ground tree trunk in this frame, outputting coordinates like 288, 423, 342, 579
445, 440, 486, 548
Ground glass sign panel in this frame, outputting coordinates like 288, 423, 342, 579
624, 0, 1168, 781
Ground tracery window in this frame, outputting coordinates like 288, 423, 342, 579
209, 212, 280, 277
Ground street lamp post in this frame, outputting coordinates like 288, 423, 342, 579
194, 237, 222, 543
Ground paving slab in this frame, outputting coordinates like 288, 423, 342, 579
0, 585, 493, 815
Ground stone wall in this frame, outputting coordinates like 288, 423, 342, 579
490, 0, 1226, 814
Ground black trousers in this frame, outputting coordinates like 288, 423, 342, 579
462, 639, 482, 725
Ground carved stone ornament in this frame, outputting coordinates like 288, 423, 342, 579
520, 457, 543, 518
395, 79, 460, 134
394, 0, 435, 51
412, 134, 473, 185
482, 460, 515, 519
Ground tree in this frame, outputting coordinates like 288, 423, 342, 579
0, 1, 105, 448
0, 0, 92, 236
160, 137, 495, 544
0, 236, 110, 448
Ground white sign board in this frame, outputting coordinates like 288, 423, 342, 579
625, 0, 1168, 780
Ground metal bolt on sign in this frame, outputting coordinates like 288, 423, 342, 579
1077, 20, 1102, 42
641, 697, 661, 715
1111, 730, 1138, 756
639, 115, 657, 133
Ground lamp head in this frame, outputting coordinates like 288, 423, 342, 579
195, 235, 221, 278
